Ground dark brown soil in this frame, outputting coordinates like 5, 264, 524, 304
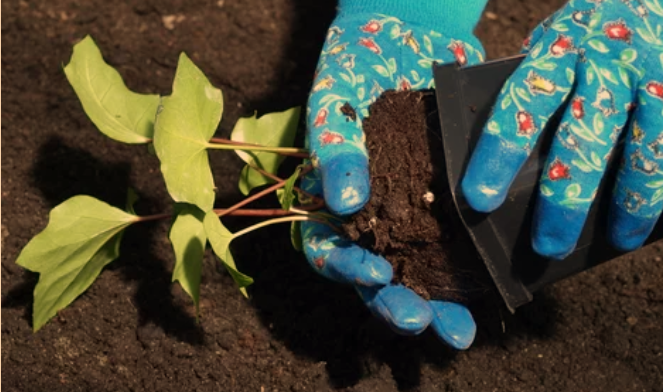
343, 91, 486, 302
3, 1, 663, 391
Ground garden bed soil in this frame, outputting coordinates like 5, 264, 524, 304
344, 91, 489, 302
3, 0, 663, 391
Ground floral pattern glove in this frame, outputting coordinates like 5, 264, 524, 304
462, 0, 663, 260
300, 0, 488, 349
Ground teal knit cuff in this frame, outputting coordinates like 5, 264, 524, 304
338, 0, 489, 37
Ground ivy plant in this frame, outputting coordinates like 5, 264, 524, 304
16, 36, 328, 332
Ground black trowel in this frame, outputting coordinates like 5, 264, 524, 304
433, 56, 663, 312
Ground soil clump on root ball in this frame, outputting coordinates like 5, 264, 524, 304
343, 90, 488, 302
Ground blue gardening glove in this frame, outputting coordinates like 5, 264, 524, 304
300, 0, 488, 350
462, 0, 663, 260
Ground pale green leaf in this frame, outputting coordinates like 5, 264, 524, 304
417, 59, 433, 69
618, 67, 632, 88
203, 211, 253, 297
390, 24, 401, 39
552, 23, 569, 32
16, 196, 136, 331
593, 113, 604, 135
169, 204, 206, 314
572, 159, 593, 173
501, 94, 512, 110
540, 184, 554, 197
646, 179, 663, 188
565, 183, 582, 199
652, 188, 663, 205
591, 151, 602, 167
231, 107, 301, 195
566, 67, 575, 85
372, 65, 390, 78
530, 42, 543, 59
586, 67, 595, 85
339, 72, 352, 85
487, 120, 501, 135
410, 70, 421, 82
64, 36, 160, 144
153, 53, 222, 212
357, 87, 365, 101
620, 48, 638, 63
277, 166, 302, 210
600, 68, 619, 85
387, 58, 397, 74
516, 87, 531, 102
636, 27, 656, 43
588, 40, 609, 53
423, 35, 433, 56
534, 62, 557, 71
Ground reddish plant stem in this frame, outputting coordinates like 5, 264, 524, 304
137, 208, 296, 222
246, 163, 324, 208
208, 137, 309, 159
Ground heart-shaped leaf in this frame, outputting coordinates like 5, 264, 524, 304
231, 107, 300, 195
16, 196, 137, 331
169, 204, 207, 314
154, 53, 223, 212
64, 36, 160, 144
203, 211, 253, 297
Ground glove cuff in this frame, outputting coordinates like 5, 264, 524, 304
338, 0, 488, 37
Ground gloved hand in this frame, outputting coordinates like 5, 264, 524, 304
462, 0, 663, 260
300, 0, 488, 350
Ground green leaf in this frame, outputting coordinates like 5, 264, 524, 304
586, 67, 595, 85
516, 87, 531, 102
277, 166, 302, 210
64, 36, 160, 144
487, 120, 501, 135
572, 159, 593, 173
652, 188, 663, 205
291, 221, 302, 251
588, 12, 601, 29
591, 151, 602, 167
16, 196, 136, 331
356, 74, 365, 84
126, 188, 139, 215
169, 204, 206, 314
417, 59, 433, 69
593, 113, 604, 135
390, 24, 401, 39
552, 23, 569, 32
646, 179, 663, 188
534, 62, 557, 71
387, 58, 397, 74
644, 0, 663, 16
566, 67, 575, 85
636, 27, 656, 43
618, 67, 632, 88
339, 72, 352, 85
570, 124, 596, 143
620, 48, 638, 63
600, 68, 619, 85
410, 70, 421, 82
540, 184, 554, 197
153, 53, 222, 212
423, 35, 434, 56
501, 94, 512, 110
588, 40, 610, 53
231, 107, 301, 195
565, 183, 582, 199
357, 87, 365, 101
372, 65, 390, 78
530, 42, 543, 59
203, 211, 253, 297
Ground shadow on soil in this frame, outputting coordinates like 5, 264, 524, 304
9, 2, 561, 390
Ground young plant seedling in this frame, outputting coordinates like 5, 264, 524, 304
16, 36, 329, 332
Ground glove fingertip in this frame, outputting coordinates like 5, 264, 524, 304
429, 301, 476, 350
531, 197, 584, 260
320, 153, 370, 216
607, 204, 657, 252
357, 284, 433, 336
461, 133, 527, 213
